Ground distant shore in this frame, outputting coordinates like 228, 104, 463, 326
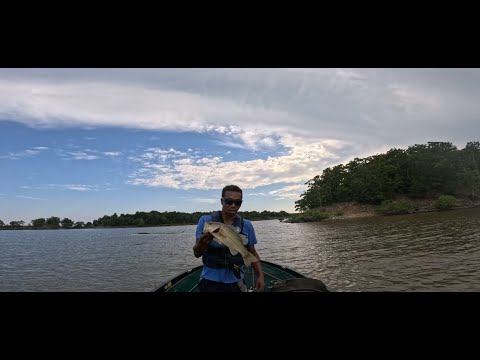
0, 218, 279, 230
0, 223, 194, 231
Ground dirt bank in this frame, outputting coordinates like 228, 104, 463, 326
318, 197, 480, 220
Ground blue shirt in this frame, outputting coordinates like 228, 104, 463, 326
195, 214, 257, 283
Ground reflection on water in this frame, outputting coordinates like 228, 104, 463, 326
1, 207, 480, 291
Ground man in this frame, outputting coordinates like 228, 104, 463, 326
193, 185, 265, 292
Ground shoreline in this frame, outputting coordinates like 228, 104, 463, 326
297, 197, 480, 221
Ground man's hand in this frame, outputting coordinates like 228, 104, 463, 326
200, 231, 214, 243
193, 231, 214, 258
255, 275, 265, 292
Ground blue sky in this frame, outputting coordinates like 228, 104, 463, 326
1, 68, 479, 224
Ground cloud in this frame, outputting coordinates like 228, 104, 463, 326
0, 146, 49, 160
2, 69, 479, 152
47, 184, 100, 192
267, 183, 310, 200
127, 138, 350, 195
16, 195, 47, 200
0, 78, 296, 151
190, 198, 217, 204
65, 152, 99, 160
1, 145, 123, 162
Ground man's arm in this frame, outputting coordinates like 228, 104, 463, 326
247, 245, 265, 291
193, 232, 214, 258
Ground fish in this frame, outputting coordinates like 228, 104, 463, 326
203, 221, 259, 267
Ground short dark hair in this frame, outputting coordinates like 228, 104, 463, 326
222, 185, 242, 198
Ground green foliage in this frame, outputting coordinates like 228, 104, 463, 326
32, 218, 46, 228
2, 209, 293, 230
0, 219, 4, 227
376, 200, 412, 215
73, 222, 85, 228
90, 209, 291, 228
297, 141, 479, 212
289, 209, 329, 222
61, 218, 74, 228
433, 195, 457, 210
46, 216, 61, 229
9, 220, 25, 227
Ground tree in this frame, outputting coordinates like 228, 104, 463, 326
32, 218, 47, 228
0, 219, 4, 227
61, 218, 74, 228
46, 216, 61, 229
73, 222, 85, 228
458, 141, 480, 198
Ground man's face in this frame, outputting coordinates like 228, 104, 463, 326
221, 190, 242, 216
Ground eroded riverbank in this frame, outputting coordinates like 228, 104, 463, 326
303, 197, 480, 221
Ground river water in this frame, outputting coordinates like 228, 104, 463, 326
1, 207, 479, 291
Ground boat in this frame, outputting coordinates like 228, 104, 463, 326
154, 259, 330, 292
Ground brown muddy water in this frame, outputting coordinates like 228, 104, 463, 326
255, 207, 480, 291
1, 207, 479, 291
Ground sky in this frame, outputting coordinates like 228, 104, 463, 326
1, 68, 479, 224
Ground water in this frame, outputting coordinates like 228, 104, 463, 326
1, 207, 480, 291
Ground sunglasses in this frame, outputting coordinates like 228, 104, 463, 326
222, 197, 243, 206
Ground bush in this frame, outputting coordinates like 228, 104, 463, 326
289, 210, 329, 222
376, 200, 412, 215
433, 195, 456, 210
302, 210, 329, 222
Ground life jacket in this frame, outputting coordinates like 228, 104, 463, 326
202, 211, 246, 270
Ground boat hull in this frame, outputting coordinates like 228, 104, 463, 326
154, 260, 329, 292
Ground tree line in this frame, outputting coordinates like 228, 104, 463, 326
295, 141, 480, 212
0, 210, 291, 230
91, 210, 290, 227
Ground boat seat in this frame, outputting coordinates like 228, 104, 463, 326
269, 278, 330, 292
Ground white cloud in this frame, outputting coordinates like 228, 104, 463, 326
0, 146, 49, 159
16, 195, 47, 200
268, 183, 309, 200
173, 158, 192, 165
195, 157, 222, 165
127, 138, 349, 193
66, 152, 99, 160
2, 69, 479, 152
190, 198, 217, 204
63, 185, 97, 191
46, 184, 99, 192
0, 78, 296, 151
